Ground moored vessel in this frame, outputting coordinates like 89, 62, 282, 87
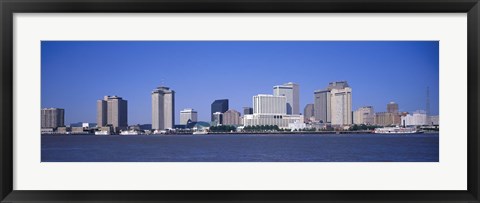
374, 126, 423, 134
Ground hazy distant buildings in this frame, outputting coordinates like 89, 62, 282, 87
429, 115, 439, 125
152, 86, 175, 130
387, 102, 399, 114
314, 81, 352, 125
211, 99, 228, 122
243, 107, 253, 115
223, 109, 241, 125
273, 82, 299, 115
180, 108, 197, 125
41, 108, 65, 128
303, 104, 314, 123
353, 106, 374, 125
97, 96, 128, 131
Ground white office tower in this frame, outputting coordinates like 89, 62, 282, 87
180, 108, 197, 125
273, 82, 299, 115
152, 86, 175, 130
244, 94, 303, 128
253, 94, 287, 115
330, 87, 352, 125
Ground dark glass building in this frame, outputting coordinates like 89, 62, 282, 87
211, 99, 229, 121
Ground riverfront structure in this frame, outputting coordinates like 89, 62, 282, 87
387, 102, 399, 114
223, 109, 242, 125
180, 108, 197, 125
303, 104, 315, 123
353, 106, 375, 125
211, 99, 229, 122
212, 112, 223, 125
41, 108, 65, 128
97, 96, 128, 131
152, 86, 175, 130
314, 81, 352, 125
273, 82, 299, 115
401, 110, 428, 126
244, 94, 303, 128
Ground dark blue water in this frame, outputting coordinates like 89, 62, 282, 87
41, 134, 439, 162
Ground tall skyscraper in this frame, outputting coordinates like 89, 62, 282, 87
180, 108, 197, 125
223, 109, 241, 125
303, 104, 314, 123
211, 99, 228, 121
273, 82, 299, 115
97, 96, 128, 130
243, 107, 253, 115
253, 94, 286, 115
387, 102, 399, 114
314, 81, 352, 125
152, 86, 175, 130
41, 108, 65, 128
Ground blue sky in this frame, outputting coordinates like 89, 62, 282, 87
41, 41, 439, 125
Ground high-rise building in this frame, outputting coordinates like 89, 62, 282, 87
97, 96, 128, 130
387, 102, 399, 114
253, 94, 286, 115
273, 82, 299, 115
180, 108, 197, 125
223, 109, 241, 125
41, 108, 65, 128
314, 81, 352, 125
303, 104, 314, 123
212, 112, 223, 126
375, 112, 401, 126
243, 107, 253, 115
211, 99, 228, 121
152, 86, 175, 130
353, 106, 375, 125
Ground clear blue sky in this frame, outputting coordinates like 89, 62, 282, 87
41, 41, 439, 125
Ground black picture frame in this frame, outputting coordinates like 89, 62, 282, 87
1, 0, 479, 202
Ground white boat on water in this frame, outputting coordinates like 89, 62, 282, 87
120, 130, 141, 135
95, 131, 110, 135
192, 131, 208, 135
374, 126, 422, 134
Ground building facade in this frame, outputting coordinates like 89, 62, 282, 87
152, 86, 175, 130
273, 82, 299, 115
353, 106, 374, 125
387, 102, 399, 114
180, 108, 197, 125
253, 94, 286, 115
243, 107, 253, 115
212, 112, 223, 126
375, 112, 401, 126
223, 109, 241, 126
243, 114, 303, 128
314, 81, 352, 125
41, 108, 65, 128
211, 99, 229, 121
303, 103, 315, 123
97, 96, 128, 131
401, 110, 428, 126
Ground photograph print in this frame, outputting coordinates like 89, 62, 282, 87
41, 41, 439, 162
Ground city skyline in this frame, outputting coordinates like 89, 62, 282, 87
41, 41, 439, 124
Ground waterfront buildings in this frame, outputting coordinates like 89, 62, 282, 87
243, 107, 253, 115
273, 82, 299, 115
152, 86, 175, 130
97, 96, 128, 131
303, 104, 315, 123
180, 108, 197, 125
429, 115, 440, 125
211, 99, 228, 121
314, 81, 352, 125
244, 94, 303, 128
387, 102, 399, 114
353, 106, 375, 125
41, 108, 65, 128
401, 110, 428, 126
375, 112, 401, 126
223, 109, 242, 125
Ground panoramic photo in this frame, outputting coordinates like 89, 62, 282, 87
41, 41, 439, 162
